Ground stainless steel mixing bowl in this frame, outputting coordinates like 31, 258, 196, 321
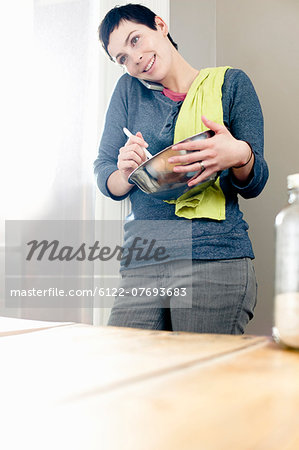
128, 129, 220, 200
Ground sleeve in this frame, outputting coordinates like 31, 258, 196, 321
93, 75, 136, 201
222, 69, 269, 199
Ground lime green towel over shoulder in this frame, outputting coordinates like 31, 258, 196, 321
165, 66, 231, 220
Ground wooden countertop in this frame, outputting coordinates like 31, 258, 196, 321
1, 317, 298, 450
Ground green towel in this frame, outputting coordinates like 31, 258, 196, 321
165, 66, 231, 220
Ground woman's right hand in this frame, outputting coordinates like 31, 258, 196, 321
117, 131, 148, 182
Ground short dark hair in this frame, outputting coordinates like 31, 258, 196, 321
98, 3, 178, 61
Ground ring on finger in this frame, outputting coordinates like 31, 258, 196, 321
200, 161, 205, 171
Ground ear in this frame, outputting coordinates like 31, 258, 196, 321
154, 16, 168, 37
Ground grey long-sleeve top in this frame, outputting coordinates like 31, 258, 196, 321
94, 69, 269, 268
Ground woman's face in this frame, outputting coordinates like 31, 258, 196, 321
107, 17, 173, 85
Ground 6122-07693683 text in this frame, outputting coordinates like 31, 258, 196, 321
9, 287, 188, 298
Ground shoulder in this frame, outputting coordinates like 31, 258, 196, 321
223, 68, 257, 95
114, 73, 146, 93
113, 73, 155, 104
109, 74, 145, 111
113, 73, 133, 95
222, 68, 260, 110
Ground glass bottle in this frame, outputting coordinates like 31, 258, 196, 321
273, 173, 299, 348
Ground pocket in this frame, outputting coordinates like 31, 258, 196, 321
247, 259, 258, 316
192, 258, 248, 310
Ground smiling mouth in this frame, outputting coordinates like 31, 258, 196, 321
143, 55, 156, 72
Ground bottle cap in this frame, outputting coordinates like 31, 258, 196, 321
287, 173, 299, 189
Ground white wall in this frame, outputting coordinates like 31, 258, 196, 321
170, 0, 216, 68
216, 0, 299, 335
170, 0, 299, 335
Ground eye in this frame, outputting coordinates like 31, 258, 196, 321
131, 35, 139, 46
119, 55, 127, 65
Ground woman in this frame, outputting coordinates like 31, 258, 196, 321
94, 4, 269, 333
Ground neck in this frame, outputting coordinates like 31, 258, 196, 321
162, 51, 199, 93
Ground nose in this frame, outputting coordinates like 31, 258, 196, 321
135, 54, 143, 65
126, 51, 143, 75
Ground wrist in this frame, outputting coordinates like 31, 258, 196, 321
119, 170, 133, 187
233, 141, 253, 169
107, 170, 134, 197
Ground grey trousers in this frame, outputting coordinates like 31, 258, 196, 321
108, 258, 257, 334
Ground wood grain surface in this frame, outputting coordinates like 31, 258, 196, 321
1, 317, 297, 450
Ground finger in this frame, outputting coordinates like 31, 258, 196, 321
168, 151, 203, 165
136, 131, 145, 140
173, 160, 211, 173
136, 132, 148, 160
132, 143, 148, 162
126, 136, 148, 148
118, 160, 139, 172
187, 168, 214, 187
171, 139, 211, 152
168, 149, 212, 164
121, 144, 146, 162
119, 149, 143, 166
201, 115, 225, 134
126, 132, 148, 148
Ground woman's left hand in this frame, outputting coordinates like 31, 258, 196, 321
168, 115, 252, 187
